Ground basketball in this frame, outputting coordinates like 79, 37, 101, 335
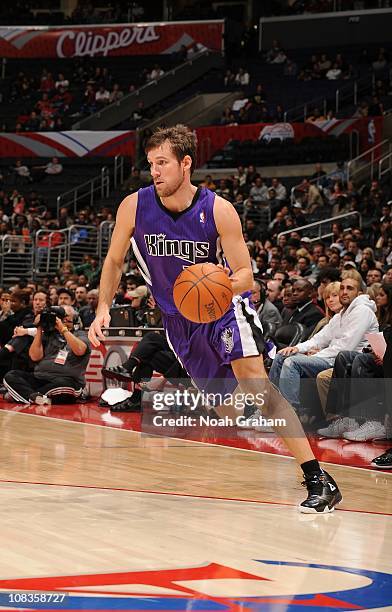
173, 263, 233, 323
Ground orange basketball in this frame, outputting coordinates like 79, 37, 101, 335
173, 263, 233, 323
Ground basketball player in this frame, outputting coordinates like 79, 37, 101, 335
89, 125, 341, 513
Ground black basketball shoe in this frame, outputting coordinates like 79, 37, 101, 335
102, 364, 134, 383
299, 470, 342, 513
110, 390, 142, 413
371, 448, 392, 469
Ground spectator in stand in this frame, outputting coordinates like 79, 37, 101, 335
10, 160, 32, 185
317, 281, 392, 441
296, 255, 313, 278
55, 73, 69, 90
266, 279, 284, 312
0, 293, 12, 321
57, 288, 75, 307
122, 167, 145, 193
271, 273, 378, 417
40, 70, 55, 93
269, 178, 287, 201
366, 268, 383, 286
265, 39, 283, 63
147, 65, 164, 80
81, 83, 96, 115
234, 67, 250, 87
283, 59, 298, 77
251, 280, 282, 330
249, 176, 268, 202
25, 111, 41, 132
74, 286, 88, 310
79, 289, 99, 328
109, 83, 124, 104
32, 157, 63, 182
281, 279, 324, 331
0, 290, 32, 347
95, 85, 110, 107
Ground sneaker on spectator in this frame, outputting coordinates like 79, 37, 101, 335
371, 448, 392, 469
317, 417, 358, 439
343, 421, 386, 442
30, 393, 52, 406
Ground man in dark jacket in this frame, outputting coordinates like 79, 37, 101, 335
0, 290, 32, 347
282, 279, 324, 335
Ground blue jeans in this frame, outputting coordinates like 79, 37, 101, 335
269, 353, 332, 410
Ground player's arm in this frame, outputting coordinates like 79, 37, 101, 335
89, 193, 137, 347
213, 196, 253, 295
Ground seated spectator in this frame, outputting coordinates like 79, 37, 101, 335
317, 281, 392, 440
122, 167, 145, 193
0, 290, 32, 347
57, 288, 75, 307
251, 280, 282, 330
10, 160, 32, 185
109, 83, 124, 104
3, 305, 90, 405
95, 85, 110, 106
270, 273, 378, 416
249, 176, 268, 202
74, 286, 88, 310
266, 279, 283, 312
0, 290, 48, 380
24, 111, 41, 132
79, 289, 99, 328
371, 325, 392, 468
281, 279, 324, 331
55, 73, 69, 90
147, 64, 164, 80
270, 178, 287, 202
234, 67, 250, 87
32, 157, 63, 181
0, 293, 12, 321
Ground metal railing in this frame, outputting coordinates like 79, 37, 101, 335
277, 211, 362, 243
98, 221, 115, 264
0, 234, 34, 285
33, 225, 99, 278
114, 155, 125, 189
378, 151, 392, 180
34, 228, 68, 276
56, 166, 110, 217
283, 73, 374, 122
347, 139, 391, 183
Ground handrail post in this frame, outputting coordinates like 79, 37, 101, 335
74, 187, 77, 216
56, 195, 61, 218
335, 89, 339, 113
114, 155, 118, 189
304, 103, 307, 121
353, 81, 358, 106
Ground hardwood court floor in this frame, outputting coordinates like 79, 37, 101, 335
0, 404, 391, 611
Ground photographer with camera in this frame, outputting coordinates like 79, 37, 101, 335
3, 305, 91, 405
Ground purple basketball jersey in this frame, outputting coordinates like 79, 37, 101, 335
131, 185, 264, 391
131, 185, 224, 315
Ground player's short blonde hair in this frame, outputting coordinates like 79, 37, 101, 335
145, 124, 197, 174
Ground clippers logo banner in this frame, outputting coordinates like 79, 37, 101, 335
0, 20, 224, 58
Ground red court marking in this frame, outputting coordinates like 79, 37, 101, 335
0, 478, 391, 516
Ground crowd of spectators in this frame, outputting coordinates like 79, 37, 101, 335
0, 159, 391, 463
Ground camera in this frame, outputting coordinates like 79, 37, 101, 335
40, 306, 66, 333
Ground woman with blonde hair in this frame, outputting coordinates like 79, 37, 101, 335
309, 281, 342, 338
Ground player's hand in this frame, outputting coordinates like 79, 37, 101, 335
278, 346, 299, 356
88, 309, 111, 347
217, 263, 231, 277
